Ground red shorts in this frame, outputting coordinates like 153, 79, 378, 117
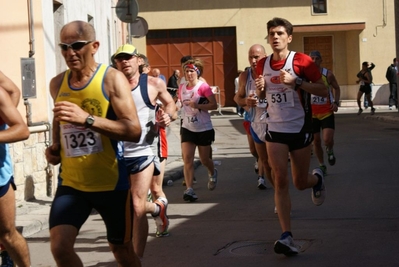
158, 127, 168, 159
243, 120, 251, 135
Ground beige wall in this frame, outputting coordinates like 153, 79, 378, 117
135, 0, 395, 98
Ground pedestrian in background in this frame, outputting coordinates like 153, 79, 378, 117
152, 68, 166, 84
385, 58, 398, 110
356, 62, 375, 115
45, 20, 142, 267
357, 62, 375, 109
167, 69, 180, 101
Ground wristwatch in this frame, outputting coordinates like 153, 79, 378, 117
85, 115, 95, 128
295, 77, 303, 88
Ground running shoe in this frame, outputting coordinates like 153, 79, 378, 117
357, 108, 363, 115
326, 148, 336, 166
274, 235, 298, 256
254, 160, 259, 174
0, 250, 14, 267
370, 107, 376, 115
319, 164, 327, 175
208, 168, 218, 191
183, 188, 198, 202
152, 199, 169, 234
257, 177, 267, 190
311, 168, 326, 206
182, 177, 197, 186
155, 230, 170, 238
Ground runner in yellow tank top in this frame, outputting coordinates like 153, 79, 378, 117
45, 20, 142, 267
56, 64, 125, 191
309, 50, 341, 175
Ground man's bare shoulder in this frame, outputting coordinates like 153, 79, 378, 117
49, 71, 67, 97
103, 67, 129, 94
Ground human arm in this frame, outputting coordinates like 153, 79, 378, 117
185, 83, 217, 111
327, 70, 341, 111
0, 87, 29, 143
52, 68, 141, 142
368, 63, 375, 71
234, 71, 249, 110
279, 69, 326, 97
149, 76, 177, 127
0, 71, 21, 106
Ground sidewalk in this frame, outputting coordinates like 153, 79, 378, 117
15, 105, 399, 237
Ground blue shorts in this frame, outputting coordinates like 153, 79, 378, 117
0, 177, 16, 198
49, 186, 133, 244
250, 123, 267, 144
125, 155, 161, 176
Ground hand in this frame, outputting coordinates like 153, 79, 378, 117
279, 69, 295, 86
157, 108, 171, 127
330, 102, 338, 112
255, 75, 265, 91
53, 101, 89, 126
245, 90, 258, 107
45, 143, 61, 165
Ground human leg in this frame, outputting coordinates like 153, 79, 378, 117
150, 159, 169, 237
198, 145, 217, 190
266, 142, 291, 232
254, 141, 268, 189
181, 142, 196, 189
96, 190, 140, 266
323, 127, 336, 166
357, 90, 363, 114
244, 121, 259, 173
50, 225, 82, 267
0, 184, 30, 267
129, 163, 154, 258
364, 93, 375, 114
290, 145, 326, 206
49, 186, 93, 267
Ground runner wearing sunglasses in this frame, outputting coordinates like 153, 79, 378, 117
45, 20, 142, 267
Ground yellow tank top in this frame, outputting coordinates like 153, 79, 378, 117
55, 64, 129, 192
311, 68, 334, 120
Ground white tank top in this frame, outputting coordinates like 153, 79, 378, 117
262, 51, 306, 133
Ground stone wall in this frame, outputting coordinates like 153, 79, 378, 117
9, 131, 54, 202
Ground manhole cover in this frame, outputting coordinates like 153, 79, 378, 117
215, 239, 318, 256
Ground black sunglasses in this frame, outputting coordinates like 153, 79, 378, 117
58, 41, 92, 51
114, 54, 135, 62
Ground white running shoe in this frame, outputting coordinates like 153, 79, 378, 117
311, 168, 326, 206
257, 177, 267, 190
208, 168, 218, 190
183, 188, 198, 202
274, 235, 299, 256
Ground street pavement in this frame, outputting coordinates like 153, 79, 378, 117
15, 105, 399, 266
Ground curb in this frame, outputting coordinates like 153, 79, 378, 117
163, 159, 201, 186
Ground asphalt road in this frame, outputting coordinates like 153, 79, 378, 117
26, 111, 399, 267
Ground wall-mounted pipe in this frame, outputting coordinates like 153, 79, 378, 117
373, 0, 387, 37
26, 0, 54, 196
27, 0, 35, 57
